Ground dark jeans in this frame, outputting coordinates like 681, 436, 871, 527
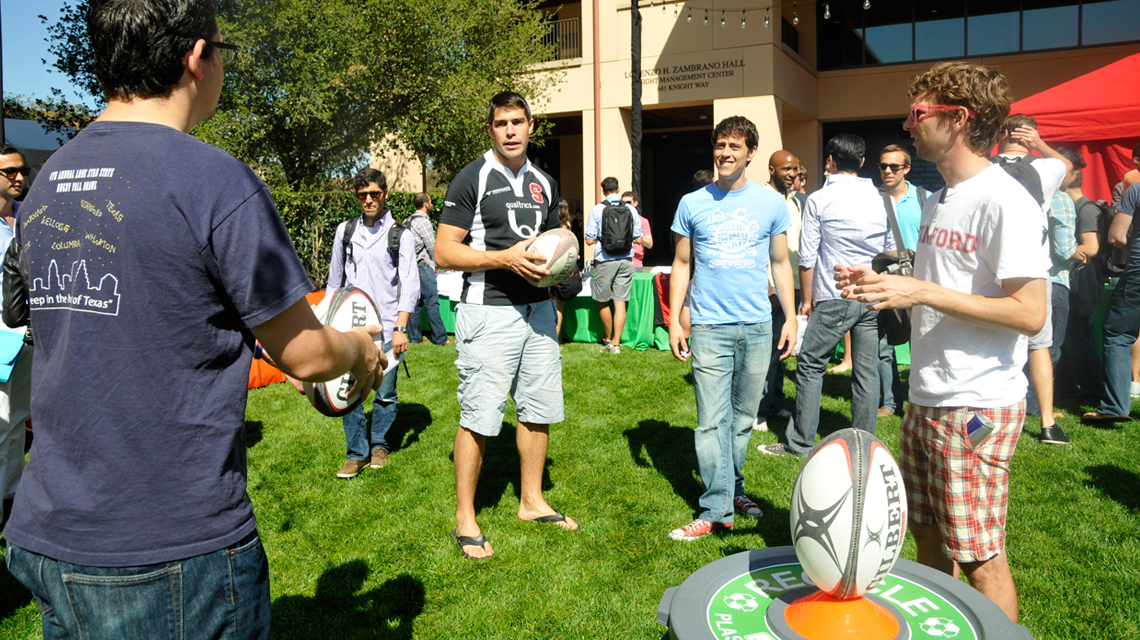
408, 262, 448, 345
1097, 273, 1140, 416
1057, 284, 1104, 401
343, 340, 398, 458
1026, 282, 1070, 416
757, 290, 802, 419
6, 531, 271, 640
878, 330, 904, 413
789, 299, 879, 457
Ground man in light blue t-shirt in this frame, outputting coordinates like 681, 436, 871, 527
667, 116, 797, 541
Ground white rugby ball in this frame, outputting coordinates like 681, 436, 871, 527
303, 287, 384, 418
789, 428, 907, 599
526, 228, 580, 288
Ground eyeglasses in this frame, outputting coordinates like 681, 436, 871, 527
0, 166, 29, 179
904, 104, 976, 129
878, 163, 909, 172
621, 200, 634, 205
355, 191, 384, 201
206, 41, 240, 65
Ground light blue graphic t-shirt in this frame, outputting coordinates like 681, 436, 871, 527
671, 181, 790, 325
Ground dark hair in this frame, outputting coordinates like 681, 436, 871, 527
1055, 146, 1086, 170
557, 198, 572, 228
0, 145, 25, 164
621, 190, 638, 201
486, 91, 532, 126
825, 134, 866, 174
1071, 170, 1084, 189
88, 0, 219, 101
693, 169, 715, 188
413, 192, 431, 209
1132, 142, 1140, 160
353, 167, 387, 191
1000, 113, 1038, 137
908, 61, 1012, 155
879, 144, 912, 166
601, 177, 619, 194
711, 116, 758, 150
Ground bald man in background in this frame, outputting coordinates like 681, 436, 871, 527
755, 150, 803, 431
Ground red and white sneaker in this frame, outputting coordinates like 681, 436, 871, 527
733, 495, 764, 518
668, 519, 733, 541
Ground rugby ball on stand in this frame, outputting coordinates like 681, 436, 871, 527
303, 287, 384, 418
789, 428, 907, 599
526, 228, 580, 288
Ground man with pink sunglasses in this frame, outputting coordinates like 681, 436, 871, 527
837, 61, 1047, 624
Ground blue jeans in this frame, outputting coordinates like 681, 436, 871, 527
1027, 282, 1070, 416
1097, 274, 1140, 416
789, 299, 879, 457
758, 291, 801, 418
343, 340, 398, 458
408, 262, 448, 345
689, 322, 772, 525
878, 331, 903, 413
6, 531, 270, 640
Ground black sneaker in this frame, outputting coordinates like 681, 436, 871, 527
1039, 425, 1072, 445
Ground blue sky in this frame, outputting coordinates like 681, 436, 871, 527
2, 0, 95, 107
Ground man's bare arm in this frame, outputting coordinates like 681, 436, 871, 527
435, 223, 548, 283
668, 236, 692, 361
1109, 211, 1132, 249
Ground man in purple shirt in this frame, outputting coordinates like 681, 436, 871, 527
326, 168, 420, 478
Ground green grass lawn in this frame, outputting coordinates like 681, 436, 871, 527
2, 342, 1139, 639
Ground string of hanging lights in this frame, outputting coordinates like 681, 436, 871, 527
661, 1, 868, 29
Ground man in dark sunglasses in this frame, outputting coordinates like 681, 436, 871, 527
3, 1, 383, 637
0, 144, 32, 531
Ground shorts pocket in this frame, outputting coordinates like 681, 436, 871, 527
62, 565, 183, 639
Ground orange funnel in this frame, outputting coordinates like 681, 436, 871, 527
784, 591, 900, 640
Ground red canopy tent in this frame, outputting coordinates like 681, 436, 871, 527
1009, 52, 1140, 203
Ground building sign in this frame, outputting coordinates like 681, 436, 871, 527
624, 58, 745, 93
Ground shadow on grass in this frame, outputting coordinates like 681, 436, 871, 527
273, 562, 423, 640
385, 403, 432, 452
471, 424, 554, 514
624, 420, 702, 514
0, 556, 33, 622
1085, 465, 1140, 512
245, 420, 263, 448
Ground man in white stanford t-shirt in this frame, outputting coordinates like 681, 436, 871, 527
836, 61, 1047, 624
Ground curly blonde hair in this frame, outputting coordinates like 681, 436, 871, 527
907, 61, 1012, 155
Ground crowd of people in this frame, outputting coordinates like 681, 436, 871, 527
2, 0, 1139, 638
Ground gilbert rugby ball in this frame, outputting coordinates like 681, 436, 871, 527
526, 228, 580, 288
303, 287, 384, 418
789, 428, 907, 599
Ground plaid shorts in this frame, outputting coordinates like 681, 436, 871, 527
899, 401, 1025, 563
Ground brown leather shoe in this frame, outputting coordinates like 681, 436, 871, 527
369, 447, 390, 469
336, 458, 369, 479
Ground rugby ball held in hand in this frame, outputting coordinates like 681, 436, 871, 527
526, 228, 580, 288
303, 287, 384, 418
789, 428, 907, 599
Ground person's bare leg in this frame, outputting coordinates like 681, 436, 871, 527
829, 332, 854, 373
597, 301, 614, 345
961, 552, 1020, 623
1027, 348, 1057, 427
454, 426, 493, 558
555, 299, 565, 343
910, 520, 954, 575
612, 300, 627, 348
516, 420, 578, 530
1131, 336, 1140, 383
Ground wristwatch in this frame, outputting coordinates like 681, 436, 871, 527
394, 326, 408, 334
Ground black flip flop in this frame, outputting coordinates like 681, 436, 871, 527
525, 511, 581, 531
450, 528, 490, 560
1081, 412, 1131, 424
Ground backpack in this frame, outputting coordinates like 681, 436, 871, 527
600, 200, 633, 255
338, 214, 408, 292
991, 154, 1045, 207
1093, 199, 1135, 280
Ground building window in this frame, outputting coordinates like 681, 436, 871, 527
819, 0, 1140, 70
782, 18, 800, 54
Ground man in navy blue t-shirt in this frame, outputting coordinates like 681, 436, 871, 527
2, 2, 385, 637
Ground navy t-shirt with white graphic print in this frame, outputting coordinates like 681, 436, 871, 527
439, 150, 560, 305
3, 121, 313, 567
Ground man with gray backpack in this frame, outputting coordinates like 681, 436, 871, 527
585, 177, 644, 354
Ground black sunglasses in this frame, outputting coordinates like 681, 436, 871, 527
0, 166, 29, 179
356, 190, 385, 201
878, 163, 909, 172
207, 41, 240, 64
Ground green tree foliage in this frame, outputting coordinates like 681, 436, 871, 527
40, 0, 561, 189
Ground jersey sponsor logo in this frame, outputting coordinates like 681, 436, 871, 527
486, 186, 511, 197
530, 183, 544, 204
508, 208, 542, 238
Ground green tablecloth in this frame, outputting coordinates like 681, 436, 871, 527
422, 272, 667, 350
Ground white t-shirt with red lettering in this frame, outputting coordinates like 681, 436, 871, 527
909, 164, 1050, 408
